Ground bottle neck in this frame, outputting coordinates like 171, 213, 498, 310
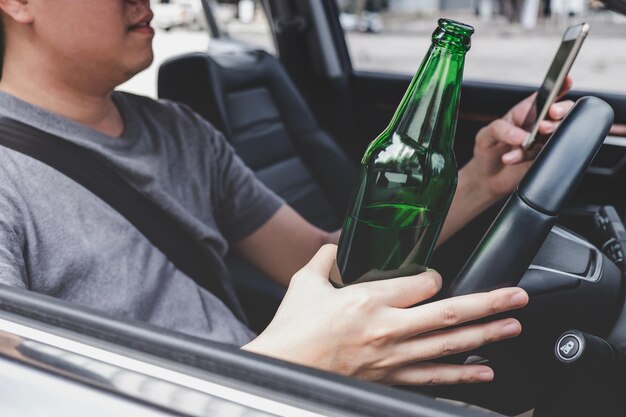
387, 44, 466, 152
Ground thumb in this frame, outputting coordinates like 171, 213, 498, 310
507, 92, 537, 126
299, 244, 338, 278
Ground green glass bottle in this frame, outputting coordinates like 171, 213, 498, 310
331, 19, 474, 286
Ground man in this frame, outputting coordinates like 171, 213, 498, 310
0, 0, 572, 385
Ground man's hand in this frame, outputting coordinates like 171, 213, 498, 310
243, 245, 528, 385
438, 78, 575, 243
464, 77, 575, 199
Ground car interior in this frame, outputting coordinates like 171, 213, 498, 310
3, 0, 626, 416
161, 0, 626, 415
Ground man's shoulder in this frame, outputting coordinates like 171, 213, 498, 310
114, 91, 217, 132
114, 91, 233, 162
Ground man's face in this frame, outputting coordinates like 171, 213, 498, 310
29, 0, 154, 88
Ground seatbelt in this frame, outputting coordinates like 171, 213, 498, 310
0, 117, 247, 323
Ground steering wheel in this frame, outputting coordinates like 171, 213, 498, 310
436, 96, 617, 415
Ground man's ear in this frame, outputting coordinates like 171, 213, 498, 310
0, 0, 34, 25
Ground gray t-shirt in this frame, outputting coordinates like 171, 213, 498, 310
0, 91, 284, 346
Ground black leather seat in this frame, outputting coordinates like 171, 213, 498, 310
158, 49, 358, 230
158, 49, 358, 330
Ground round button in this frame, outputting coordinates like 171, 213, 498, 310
556, 335, 581, 361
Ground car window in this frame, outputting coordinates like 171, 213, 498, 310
213, 0, 277, 54
337, 1, 626, 94
119, 0, 275, 98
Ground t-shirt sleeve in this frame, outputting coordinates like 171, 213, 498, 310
209, 130, 284, 243
0, 201, 28, 289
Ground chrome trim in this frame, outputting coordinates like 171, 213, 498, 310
0, 318, 330, 417
0, 357, 174, 417
602, 237, 617, 251
555, 333, 584, 363
527, 226, 603, 283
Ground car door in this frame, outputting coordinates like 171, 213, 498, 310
0, 283, 501, 417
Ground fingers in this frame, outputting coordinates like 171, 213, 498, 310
476, 119, 528, 149
507, 76, 572, 127
391, 318, 521, 366
360, 270, 443, 308
385, 362, 494, 385
502, 147, 525, 164
396, 287, 528, 337
610, 124, 626, 136
507, 93, 538, 127
537, 120, 557, 136
497, 98, 574, 165
547, 100, 574, 121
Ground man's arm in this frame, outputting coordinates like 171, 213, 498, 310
234, 204, 339, 287
438, 88, 575, 244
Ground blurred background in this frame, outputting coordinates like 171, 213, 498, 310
120, 0, 626, 97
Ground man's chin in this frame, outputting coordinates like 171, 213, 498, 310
119, 54, 154, 86
138, 52, 155, 73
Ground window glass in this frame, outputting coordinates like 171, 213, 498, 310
214, 0, 277, 54
119, 0, 275, 98
337, 0, 626, 93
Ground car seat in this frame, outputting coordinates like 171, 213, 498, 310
157, 49, 358, 330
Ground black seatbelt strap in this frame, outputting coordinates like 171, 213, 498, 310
0, 117, 246, 322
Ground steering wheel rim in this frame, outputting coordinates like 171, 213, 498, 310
446, 96, 614, 298
431, 97, 615, 415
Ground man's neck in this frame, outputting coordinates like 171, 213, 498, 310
0, 64, 125, 138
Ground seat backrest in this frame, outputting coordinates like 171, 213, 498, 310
158, 50, 358, 231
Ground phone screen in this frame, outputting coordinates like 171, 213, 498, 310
521, 24, 588, 147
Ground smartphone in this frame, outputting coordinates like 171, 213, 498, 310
521, 23, 589, 149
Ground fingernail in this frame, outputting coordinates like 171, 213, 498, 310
510, 291, 528, 307
501, 321, 521, 337
544, 122, 556, 134
553, 106, 565, 118
478, 370, 494, 381
502, 153, 516, 164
